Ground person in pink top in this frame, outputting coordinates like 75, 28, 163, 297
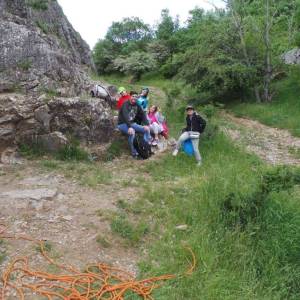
147, 105, 164, 146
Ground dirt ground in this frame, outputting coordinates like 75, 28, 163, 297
221, 112, 300, 166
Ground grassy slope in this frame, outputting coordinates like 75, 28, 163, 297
228, 68, 300, 137
91, 73, 300, 299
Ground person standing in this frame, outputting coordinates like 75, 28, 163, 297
118, 92, 151, 158
172, 105, 206, 166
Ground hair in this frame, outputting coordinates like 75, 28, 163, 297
149, 105, 158, 114
130, 91, 138, 96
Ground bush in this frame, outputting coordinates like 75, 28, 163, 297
56, 142, 90, 162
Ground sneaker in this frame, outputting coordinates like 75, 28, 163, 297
172, 149, 179, 156
132, 154, 141, 160
151, 139, 158, 146
196, 161, 202, 167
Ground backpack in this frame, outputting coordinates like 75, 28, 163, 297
133, 133, 152, 159
197, 114, 206, 133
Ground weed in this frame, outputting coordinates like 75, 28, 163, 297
17, 59, 32, 71
19, 142, 46, 158
103, 139, 127, 161
41, 159, 59, 169
96, 235, 111, 248
28, 0, 48, 10
110, 214, 149, 245
36, 20, 49, 34
36, 241, 53, 253
289, 146, 300, 159
56, 142, 90, 162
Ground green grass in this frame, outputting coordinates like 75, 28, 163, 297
229, 67, 300, 137
40, 159, 112, 187
110, 213, 149, 245
123, 127, 300, 299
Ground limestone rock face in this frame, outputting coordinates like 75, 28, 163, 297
0, 94, 114, 154
0, 0, 95, 95
282, 48, 300, 65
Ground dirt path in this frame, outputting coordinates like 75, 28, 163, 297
221, 112, 300, 165
0, 155, 158, 298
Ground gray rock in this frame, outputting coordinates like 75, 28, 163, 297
0, 0, 95, 96
0, 93, 114, 154
0, 188, 58, 200
34, 105, 52, 132
175, 224, 188, 231
282, 48, 300, 65
37, 131, 68, 152
1, 147, 23, 164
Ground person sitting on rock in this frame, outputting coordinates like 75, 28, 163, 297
116, 87, 131, 110
147, 105, 164, 146
118, 91, 151, 159
137, 87, 150, 113
172, 105, 206, 166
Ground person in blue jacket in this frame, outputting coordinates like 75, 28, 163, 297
137, 87, 149, 112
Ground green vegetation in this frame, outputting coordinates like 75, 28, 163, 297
229, 68, 300, 136
36, 20, 49, 34
123, 129, 300, 299
93, 1, 300, 104
0, 240, 7, 265
40, 159, 112, 187
19, 138, 91, 162
27, 0, 48, 10
96, 235, 111, 248
110, 213, 149, 245
17, 59, 32, 71
103, 139, 128, 161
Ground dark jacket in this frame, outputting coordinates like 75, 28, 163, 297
184, 112, 206, 133
118, 100, 149, 127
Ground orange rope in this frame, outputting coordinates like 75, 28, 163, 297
0, 225, 196, 299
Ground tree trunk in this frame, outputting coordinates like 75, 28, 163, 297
263, 0, 272, 102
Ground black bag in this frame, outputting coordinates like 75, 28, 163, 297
133, 133, 152, 159
198, 115, 206, 133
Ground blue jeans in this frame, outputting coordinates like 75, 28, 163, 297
118, 123, 151, 156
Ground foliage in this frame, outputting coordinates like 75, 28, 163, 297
113, 51, 157, 81
55, 139, 90, 162
27, 0, 48, 10
229, 67, 300, 136
106, 17, 152, 45
94, 2, 300, 103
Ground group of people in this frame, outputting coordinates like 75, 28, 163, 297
116, 86, 205, 166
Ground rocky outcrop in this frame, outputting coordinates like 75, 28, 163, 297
0, 93, 114, 155
0, 0, 95, 95
282, 48, 300, 65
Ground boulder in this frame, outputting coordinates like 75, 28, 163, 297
0, 93, 114, 155
282, 48, 300, 65
37, 131, 68, 153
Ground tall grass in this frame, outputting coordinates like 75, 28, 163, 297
131, 130, 300, 299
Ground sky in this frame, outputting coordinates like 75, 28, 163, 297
58, 0, 225, 49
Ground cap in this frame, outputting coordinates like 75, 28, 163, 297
185, 105, 194, 111
118, 86, 126, 94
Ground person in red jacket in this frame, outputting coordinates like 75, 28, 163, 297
116, 87, 131, 110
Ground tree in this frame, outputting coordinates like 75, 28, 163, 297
106, 17, 152, 45
156, 9, 180, 60
93, 39, 118, 74
113, 51, 157, 82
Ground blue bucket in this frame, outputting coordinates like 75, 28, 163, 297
182, 139, 194, 156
